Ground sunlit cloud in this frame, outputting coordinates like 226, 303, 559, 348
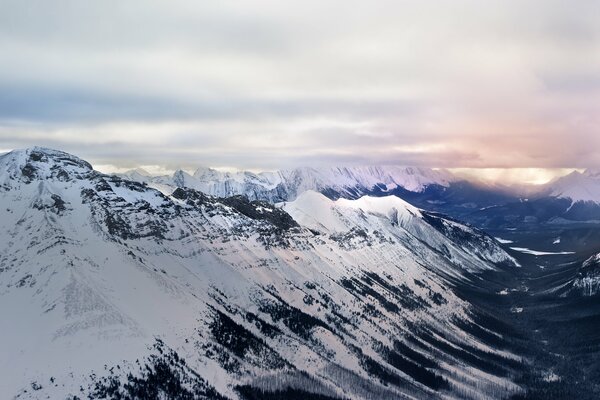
449, 168, 581, 186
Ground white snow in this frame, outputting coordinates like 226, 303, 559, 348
278, 191, 348, 232
509, 247, 575, 256
284, 191, 519, 273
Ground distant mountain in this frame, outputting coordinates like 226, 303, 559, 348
0, 147, 522, 399
119, 165, 458, 202
542, 169, 600, 203
463, 170, 600, 229
118, 162, 600, 231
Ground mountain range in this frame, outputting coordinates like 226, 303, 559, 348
120, 164, 600, 204
0, 147, 526, 399
120, 164, 600, 229
120, 165, 457, 203
2, 147, 600, 399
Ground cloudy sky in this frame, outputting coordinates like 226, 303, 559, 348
1, 1, 599, 181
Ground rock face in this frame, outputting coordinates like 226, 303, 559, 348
571, 254, 600, 296
0, 147, 522, 399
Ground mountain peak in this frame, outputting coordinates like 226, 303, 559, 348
336, 193, 422, 219
172, 168, 194, 187
128, 167, 152, 177
192, 166, 224, 180
285, 190, 423, 232
0, 146, 93, 183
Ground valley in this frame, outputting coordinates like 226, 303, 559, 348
456, 226, 600, 399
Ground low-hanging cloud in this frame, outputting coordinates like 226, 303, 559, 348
0, 0, 599, 174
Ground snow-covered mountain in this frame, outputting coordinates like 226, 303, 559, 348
121, 165, 457, 202
543, 169, 600, 204
1, 147, 522, 399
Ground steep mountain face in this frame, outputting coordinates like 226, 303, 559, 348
121, 165, 457, 202
0, 148, 524, 399
570, 253, 600, 296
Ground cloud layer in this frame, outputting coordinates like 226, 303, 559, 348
1, 0, 599, 173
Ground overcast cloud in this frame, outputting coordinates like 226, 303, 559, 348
0, 0, 599, 177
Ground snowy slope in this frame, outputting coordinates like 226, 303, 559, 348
121, 165, 457, 202
1, 147, 521, 399
284, 192, 519, 276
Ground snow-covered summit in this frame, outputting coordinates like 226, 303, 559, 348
0, 146, 93, 182
544, 170, 600, 203
337, 193, 423, 223
285, 191, 422, 232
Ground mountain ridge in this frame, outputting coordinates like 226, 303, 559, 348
119, 164, 458, 202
